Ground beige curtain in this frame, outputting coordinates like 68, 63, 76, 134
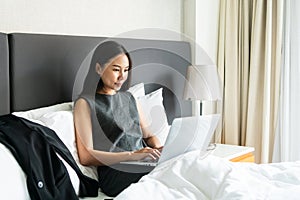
217, 0, 283, 163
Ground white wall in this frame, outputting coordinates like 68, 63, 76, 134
183, 0, 220, 64
0, 0, 219, 47
183, 0, 220, 117
195, 0, 220, 64
0, 0, 182, 40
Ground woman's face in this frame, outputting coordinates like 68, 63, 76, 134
97, 53, 130, 95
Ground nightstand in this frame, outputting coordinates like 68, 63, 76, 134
211, 144, 255, 162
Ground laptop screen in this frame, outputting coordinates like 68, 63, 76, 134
158, 114, 221, 164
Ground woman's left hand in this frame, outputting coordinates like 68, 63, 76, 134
154, 146, 164, 153
131, 147, 161, 161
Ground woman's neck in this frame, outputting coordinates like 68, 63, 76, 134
97, 87, 117, 95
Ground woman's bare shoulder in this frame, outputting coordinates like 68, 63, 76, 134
74, 98, 91, 112
75, 97, 88, 104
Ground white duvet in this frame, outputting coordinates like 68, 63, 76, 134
116, 150, 300, 200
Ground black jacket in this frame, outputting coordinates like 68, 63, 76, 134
0, 114, 99, 200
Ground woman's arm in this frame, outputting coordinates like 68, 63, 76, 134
74, 98, 159, 166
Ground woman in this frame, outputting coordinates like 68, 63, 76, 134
73, 41, 162, 196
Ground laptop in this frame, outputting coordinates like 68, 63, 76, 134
120, 114, 221, 167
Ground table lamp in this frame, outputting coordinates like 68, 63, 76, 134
183, 65, 222, 115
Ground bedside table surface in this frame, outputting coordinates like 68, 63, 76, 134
212, 144, 255, 160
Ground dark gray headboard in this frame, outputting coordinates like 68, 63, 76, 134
3, 33, 192, 122
0, 33, 9, 115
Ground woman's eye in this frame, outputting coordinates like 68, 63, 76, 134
113, 68, 120, 72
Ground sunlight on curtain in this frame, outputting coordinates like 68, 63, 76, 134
273, 0, 300, 162
217, 0, 251, 146
217, 0, 283, 163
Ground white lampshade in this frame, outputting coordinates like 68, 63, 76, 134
183, 65, 221, 101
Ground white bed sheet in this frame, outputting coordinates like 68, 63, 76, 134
115, 150, 300, 200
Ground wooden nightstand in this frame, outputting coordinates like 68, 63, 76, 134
211, 144, 255, 162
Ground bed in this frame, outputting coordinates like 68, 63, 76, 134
1, 32, 300, 200
0, 32, 193, 199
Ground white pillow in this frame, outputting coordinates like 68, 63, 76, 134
137, 88, 170, 145
37, 111, 98, 182
0, 143, 30, 200
13, 102, 73, 120
127, 82, 145, 99
12, 102, 98, 195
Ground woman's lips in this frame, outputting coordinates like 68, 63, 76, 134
115, 82, 122, 87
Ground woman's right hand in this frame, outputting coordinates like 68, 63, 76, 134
130, 147, 161, 161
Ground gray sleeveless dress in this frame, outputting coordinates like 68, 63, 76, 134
80, 91, 144, 152
79, 91, 148, 197
94, 92, 144, 152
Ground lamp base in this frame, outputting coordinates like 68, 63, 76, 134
194, 100, 220, 116
192, 100, 202, 116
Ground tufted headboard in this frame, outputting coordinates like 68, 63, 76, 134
1, 33, 192, 123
